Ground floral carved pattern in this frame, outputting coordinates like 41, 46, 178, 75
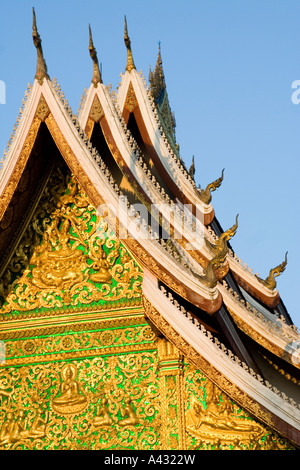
0, 163, 142, 315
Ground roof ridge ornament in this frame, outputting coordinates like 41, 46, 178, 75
149, 42, 177, 146
188, 156, 195, 180
198, 168, 225, 205
256, 252, 288, 290
197, 238, 229, 288
124, 16, 135, 72
32, 7, 49, 85
206, 214, 239, 257
201, 215, 238, 288
149, 41, 166, 103
89, 24, 102, 87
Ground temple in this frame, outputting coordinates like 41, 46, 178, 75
0, 10, 299, 450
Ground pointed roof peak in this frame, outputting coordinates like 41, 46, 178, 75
157, 40, 163, 63
149, 41, 166, 104
32, 7, 49, 85
124, 15, 135, 72
88, 24, 102, 86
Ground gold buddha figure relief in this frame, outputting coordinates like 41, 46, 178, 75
52, 364, 88, 415
0, 410, 27, 444
0, 412, 15, 445
118, 397, 142, 426
30, 218, 86, 290
89, 244, 112, 284
0, 406, 48, 444
21, 407, 48, 439
94, 397, 113, 427
186, 380, 263, 445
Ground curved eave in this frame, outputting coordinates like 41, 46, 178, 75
114, 73, 281, 311
0, 77, 221, 315
79, 83, 217, 267
79, 82, 163, 210
219, 283, 300, 369
117, 70, 215, 224
204, 233, 282, 309
228, 256, 280, 308
143, 270, 300, 447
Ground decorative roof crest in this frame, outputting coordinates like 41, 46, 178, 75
149, 42, 177, 146
32, 7, 49, 85
198, 168, 224, 205
188, 156, 195, 180
89, 24, 102, 86
197, 216, 239, 289
206, 214, 239, 257
256, 252, 288, 290
197, 239, 229, 289
124, 16, 136, 72
149, 41, 166, 104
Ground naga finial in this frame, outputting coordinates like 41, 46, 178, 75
124, 16, 135, 72
89, 24, 102, 87
197, 240, 229, 288
200, 216, 238, 287
256, 252, 288, 290
219, 213, 239, 244
32, 7, 49, 85
198, 168, 224, 205
189, 156, 195, 179
206, 214, 239, 256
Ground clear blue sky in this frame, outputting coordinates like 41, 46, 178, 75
0, 0, 300, 327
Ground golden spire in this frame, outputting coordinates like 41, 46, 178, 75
198, 169, 224, 205
149, 41, 166, 102
256, 252, 288, 290
89, 24, 102, 86
124, 16, 135, 72
32, 7, 49, 84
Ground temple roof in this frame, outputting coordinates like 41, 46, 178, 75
0, 9, 299, 447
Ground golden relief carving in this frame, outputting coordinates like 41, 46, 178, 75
89, 95, 104, 123
52, 364, 88, 415
186, 379, 263, 445
0, 164, 142, 315
124, 82, 137, 113
93, 397, 113, 427
29, 218, 87, 290
183, 363, 288, 450
35, 95, 50, 122
142, 296, 290, 444
119, 397, 143, 426
3, 321, 155, 366
0, 327, 294, 449
0, 353, 161, 450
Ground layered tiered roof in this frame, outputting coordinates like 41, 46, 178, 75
0, 10, 299, 448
